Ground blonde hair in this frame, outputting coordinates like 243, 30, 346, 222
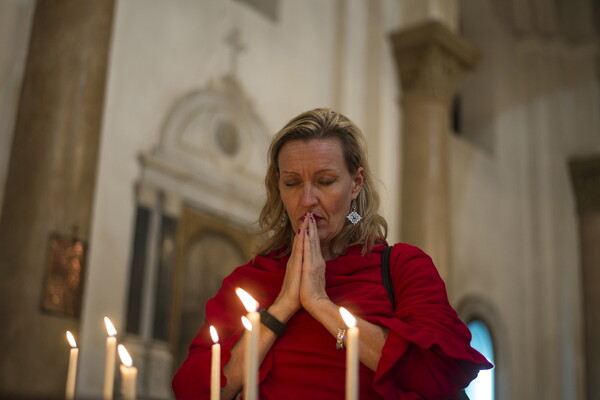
255, 108, 387, 257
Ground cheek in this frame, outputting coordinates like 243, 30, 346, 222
280, 192, 293, 211
330, 193, 352, 217
322, 197, 351, 232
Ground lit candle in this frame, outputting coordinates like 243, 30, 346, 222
65, 331, 78, 400
103, 317, 117, 400
235, 288, 260, 400
117, 345, 138, 400
209, 325, 221, 400
340, 307, 359, 400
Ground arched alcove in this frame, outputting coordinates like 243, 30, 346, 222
175, 228, 246, 369
457, 295, 509, 400
465, 319, 495, 399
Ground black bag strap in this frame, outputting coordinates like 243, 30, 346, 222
381, 245, 395, 310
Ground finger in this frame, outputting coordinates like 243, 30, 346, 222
296, 213, 310, 241
308, 214, 320, 260
308, 215, 319, 256
289, 229, 300, 257
292, 215, 310, 262
309, 214, 323, 258
303, 215, 320, 272
289, 224, 305, 268
303, 215, 313, 265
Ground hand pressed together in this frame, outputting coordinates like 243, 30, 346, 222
273, 212, 330, 321
299, 213, 329, 312
270, 212, 387, 372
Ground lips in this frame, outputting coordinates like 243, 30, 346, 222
299, 214, 323, 222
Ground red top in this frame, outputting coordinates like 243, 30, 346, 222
172, 243, 493, 399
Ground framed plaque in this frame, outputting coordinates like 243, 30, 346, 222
42, 233, 86, 318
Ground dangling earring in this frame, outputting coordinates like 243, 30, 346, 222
281, 213, 288, 227
346, 200, 362, 225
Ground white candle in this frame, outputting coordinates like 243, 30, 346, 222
65, 331, 78, 400
209, 325, 221, 400
117, 345, 137, 400
235, 288, 260, 400
103, 317, 117, 400
340, 307, 359, 400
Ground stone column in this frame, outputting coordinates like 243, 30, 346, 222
389, 21, 479, 279
0, 1, 114, 398
570, 156, 600, 400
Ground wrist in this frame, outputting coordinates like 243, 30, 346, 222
259, 309, 287, 337
302, 296, 333, 316
267, 301, 296, 324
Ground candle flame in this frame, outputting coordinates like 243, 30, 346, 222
117, 344, 133, 367
241, 316, 252, 331
235, 288, 259, 312
209, 325, 219, 344
66, 331, 77, 348
339, 307, 357, 328
104, 316, 117, 337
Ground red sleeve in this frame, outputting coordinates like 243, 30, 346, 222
172, 272, 246, 400
367, 244, 493, 399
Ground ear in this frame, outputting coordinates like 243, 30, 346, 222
351, 167, 364, 200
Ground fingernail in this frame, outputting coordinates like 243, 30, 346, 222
297, 229, 301, 234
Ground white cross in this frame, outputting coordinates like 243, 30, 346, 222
225, 28, 246, 76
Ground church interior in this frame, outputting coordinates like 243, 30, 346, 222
1, 0, 599, 399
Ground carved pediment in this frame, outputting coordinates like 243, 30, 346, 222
140, 76, 270, 220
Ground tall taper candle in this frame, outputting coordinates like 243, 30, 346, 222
103, 317, 117, 400
209, 325, 221, 400
65, 331, 78, 400
241, 316, 259, 400
236, 288, 260, 400
118, 345, 137, 400
340, 307, 359, 400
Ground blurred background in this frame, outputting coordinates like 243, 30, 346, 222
0, 0, 599, 399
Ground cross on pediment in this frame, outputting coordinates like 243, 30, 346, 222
225, 28, 246, 76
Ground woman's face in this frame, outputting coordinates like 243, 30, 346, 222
277, 138, 363, 254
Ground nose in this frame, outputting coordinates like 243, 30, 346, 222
300, 183, 318, 209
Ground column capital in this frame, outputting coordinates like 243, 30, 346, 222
390, 20, 480, 102
570, 156, 600, 213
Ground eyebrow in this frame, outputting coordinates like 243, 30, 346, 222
279, 169, 338, 175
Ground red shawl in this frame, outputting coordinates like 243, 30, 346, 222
172, 243, 492, 399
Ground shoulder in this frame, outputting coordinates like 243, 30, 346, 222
388, 242, 433, 265
386, 243, 445, 291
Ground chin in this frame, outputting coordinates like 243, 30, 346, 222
317, 232, 330, 243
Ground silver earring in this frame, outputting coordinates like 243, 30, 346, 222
346, 201, 362, 225
281, 213, 287, 227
